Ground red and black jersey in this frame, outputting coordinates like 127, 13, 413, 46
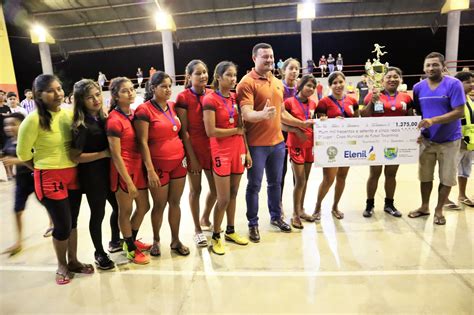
106, 109, 141, 161
284, 96, 317, 148
203, 91, 240, 129
364, 92, 413, 117
316, 95, 358, 118
203, 91, 243, 150
175, 88, 212, 140
134, 100, 184, 160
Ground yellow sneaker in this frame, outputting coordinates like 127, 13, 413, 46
225, 232, 249, 246
211, 238, 225, 255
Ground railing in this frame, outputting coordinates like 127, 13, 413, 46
98, 59, 472, 90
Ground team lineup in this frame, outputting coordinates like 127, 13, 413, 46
1, 43, 473, 286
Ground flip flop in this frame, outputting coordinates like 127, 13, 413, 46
55, 271, 73, 285
170, 242, 190, 256
68, 263, 95, 274
459, 198, 474, 207
2, 245, 22, 257
311, 211, 321, 221
408, 210, 430, 218
291, 217, 304, 229
299, 213, 316, 222
434, 215, 446, 225
43, 227, 54, 238
150, 241, 161, 257
444, 202, 461, 210
331, 210, 344, 220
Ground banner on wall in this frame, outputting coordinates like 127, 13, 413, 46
313, 116, 421, 167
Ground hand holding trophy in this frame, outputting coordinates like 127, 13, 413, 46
367, 44, 388, 114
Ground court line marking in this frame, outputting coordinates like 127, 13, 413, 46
1, 265, 473, 277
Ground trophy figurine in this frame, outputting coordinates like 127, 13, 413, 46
366, 44, 388, 114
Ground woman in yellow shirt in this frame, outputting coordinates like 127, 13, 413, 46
17, 74, 93, 285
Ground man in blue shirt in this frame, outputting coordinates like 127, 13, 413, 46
409, 52, 465, 225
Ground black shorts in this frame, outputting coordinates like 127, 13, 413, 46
14, 172, 35, 212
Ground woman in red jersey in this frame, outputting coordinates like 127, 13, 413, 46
360, 67, 414, 218
203, 61, 252, 255
313, 71, 359, 220
284, 74, 318, 229
107, 77, 151, 265
135, 71, 190, 257
280, 58, 301, 215
175, 60, 217, 247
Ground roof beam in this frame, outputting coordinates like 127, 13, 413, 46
31, 1, 154, 16
55, 9, 445, 40
64, 21, 473, 55
46, 1, 369, 29
48, 7, 448, 30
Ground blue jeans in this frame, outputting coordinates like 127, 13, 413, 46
246, 141, 285, 227
328, 64, 334, 73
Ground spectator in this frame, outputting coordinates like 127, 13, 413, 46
6, 92, 28, 117
336, 53, 343, 72
327, 54, 335, 73
149, 66, 156, 78
356, 74, 369, 105
98, 72, 107, 88
444, 71, 474, 208
318, 55, 327, 77
20, 89, 35, 114
277, 59, 284, 77
307, 59, 315, 75
316, 81, 323, 100
136, 68, 144, 88
0, 90, 12, 178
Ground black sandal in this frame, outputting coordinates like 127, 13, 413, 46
170, 242, 190, 256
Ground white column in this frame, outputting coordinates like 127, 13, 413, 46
161, 30, 176, 85
38, 42, 53, 74
300, 19, 313, 74
445, 10, 461, 72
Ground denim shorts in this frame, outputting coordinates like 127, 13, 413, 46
458, 148, 473, 178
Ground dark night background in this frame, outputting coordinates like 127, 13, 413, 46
5, 15, 474, 95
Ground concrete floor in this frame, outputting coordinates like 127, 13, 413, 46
0, 163, 472, 314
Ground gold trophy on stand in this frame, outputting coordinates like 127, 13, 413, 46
366, 44, 388, 114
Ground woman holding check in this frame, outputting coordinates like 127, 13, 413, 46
360, 67, 414, 218
313, 71, 359, 220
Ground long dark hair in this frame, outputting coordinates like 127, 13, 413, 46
297, 74, 317, 93
72, 79, 104, 132
108, 77, 132, 113
184, 60, 208, 88
32, 74, 62, 131
144, 71, 172, 102
211, 61, 237, 90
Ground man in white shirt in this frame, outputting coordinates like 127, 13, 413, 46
20, 89, 35, 114
6, 92, 27, 117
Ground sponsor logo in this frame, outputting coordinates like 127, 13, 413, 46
327, 146, 338, 162
344, 146, 376, 161
384, 147, 398, 160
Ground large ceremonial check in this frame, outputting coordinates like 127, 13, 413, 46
313, 116, 421, 167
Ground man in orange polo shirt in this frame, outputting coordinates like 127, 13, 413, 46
237, 43, 314, 242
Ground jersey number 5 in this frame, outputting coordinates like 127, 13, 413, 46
215, 157, 221, 167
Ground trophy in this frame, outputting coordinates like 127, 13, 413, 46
366, 44, 388, 114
